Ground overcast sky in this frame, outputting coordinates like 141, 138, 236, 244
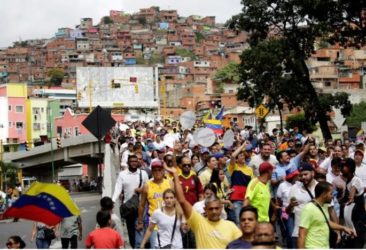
0, 0, 242, 48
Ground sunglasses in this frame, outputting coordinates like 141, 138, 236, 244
182, 164, 191, 167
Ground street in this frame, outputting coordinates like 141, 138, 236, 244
0, 192, 101, 249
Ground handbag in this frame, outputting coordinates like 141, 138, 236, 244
44, 228, 56, 240
157, 211, 178, 249
313, 201, 338, 248
120, 170, 142, 219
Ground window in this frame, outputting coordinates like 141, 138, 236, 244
33, 123, 41, 130
16, 122, 23, 129
15, 106, 23, 112
8, 122, 12, 128
325, 81, 331, 87
8, 105, 11, 111
74, 127, 80, 136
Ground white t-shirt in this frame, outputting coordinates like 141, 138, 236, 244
112, 169, 149, 202
288, 180, 317, 237
346, 176, 364, 197
355, 163, 366, 188
150, 209, 183, 249
249, 154, 278, 177
276, 181, 293, 207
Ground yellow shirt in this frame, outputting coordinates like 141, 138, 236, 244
188, 209, 242, 249
199, 168, 213, 187
245, 178, 271, 222
146, 179, 171, 216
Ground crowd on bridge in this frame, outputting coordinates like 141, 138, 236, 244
3, 119, 366, 249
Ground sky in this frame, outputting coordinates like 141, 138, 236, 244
0, 0, 243, 48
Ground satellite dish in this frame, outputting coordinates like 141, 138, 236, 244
179, 111, 196, 130
195, 128, 216, 147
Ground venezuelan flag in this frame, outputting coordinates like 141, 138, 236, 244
205, 119, 224, 135
4, 182, 80, 226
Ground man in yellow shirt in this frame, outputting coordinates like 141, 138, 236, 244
165, 165, 242, 249
244, 162, 273, 222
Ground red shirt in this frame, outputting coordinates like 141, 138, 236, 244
85, 227, 124, 249
179, 173, 203, 205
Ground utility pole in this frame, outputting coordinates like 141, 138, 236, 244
48, 101, 55, 181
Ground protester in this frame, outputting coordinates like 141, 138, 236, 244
140, 189, 186, 249
298, 182, 356, 248
198, 155, 218, 187
31, 222, 56, 249
6, 236, 26, 249
227, 206, 258, 249
251, 222, 277, 249
178, 156, 203, 205
85, 210, 124, 249
249, 143, 278, 177
244, 162, 273, 222
136, 160, 173, 248
112, 155, 148, 248
166, 165, 241, 248
228, 141, 254, 224
286, 162, 317, 248
341, 158, 366, 248
57, 215, 82, 249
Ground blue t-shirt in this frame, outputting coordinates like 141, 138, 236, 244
227, 237, 252, 249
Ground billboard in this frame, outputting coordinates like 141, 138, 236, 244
76, 67, 158, 108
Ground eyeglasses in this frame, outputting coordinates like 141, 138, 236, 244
182, 164, 191, 167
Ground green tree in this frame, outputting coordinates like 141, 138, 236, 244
213, 62, 241, 93
228, 0, 365, 139
47, 68, 65, 86
137, 16, 147, 26
345, 102, 366, 128
102, 16, 114, 24
0, 161, 18, 189
286, 113, 317, 133
195, 32, 206, 43
175, 48, 196, 59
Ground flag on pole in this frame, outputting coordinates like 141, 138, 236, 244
205, 119, 224, 135
4, 182, 80, 226
215, 107, 224, 120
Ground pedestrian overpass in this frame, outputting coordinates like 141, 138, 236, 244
3, 134, 111, 182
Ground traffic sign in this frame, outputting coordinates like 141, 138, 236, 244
255, 104, 269, 119
82, 106, 116, 140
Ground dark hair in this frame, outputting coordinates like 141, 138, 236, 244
342, 158, 356, 174
209, 168, 223, 194
204, 183, 217, 195
315, 182, 333, 198
239, 205, 258, 220
276, 150, 286, 162
128, 154, 138, 162
314, 172, 326, 181
100, 196, 114, 211
331, 157, 342, 168
96, 210, 111, 228
8, 236, 26, 249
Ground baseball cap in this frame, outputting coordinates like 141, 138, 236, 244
151, 160, 164, 169
258, 162, 274, 175
214, 153, 225, 160
298, 162, 313, 172
285, 166, 299, 180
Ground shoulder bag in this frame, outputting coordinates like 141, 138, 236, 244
312, 201, 338, 248
157, 211, 178, 249
120, 169, 142, 219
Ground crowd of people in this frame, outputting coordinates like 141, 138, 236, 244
108, 120, 366, 249
3, 119, 366, 249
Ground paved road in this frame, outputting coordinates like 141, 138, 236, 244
0, 192, 101, 249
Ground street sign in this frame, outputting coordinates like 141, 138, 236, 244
255, 104, 269, 119
82, 106, 116, 140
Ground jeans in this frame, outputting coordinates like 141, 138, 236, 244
125, 215, 137, 248
232, 200, 243, 225
36, 238, 51, 249
283, 215, 295, 248
61, 235, 78, 249
135, 223, 157, 249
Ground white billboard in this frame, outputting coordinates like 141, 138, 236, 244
76, 67, 158, 108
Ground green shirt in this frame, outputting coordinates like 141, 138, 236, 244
245, 178, 271, 222
299, 202, 329, 249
